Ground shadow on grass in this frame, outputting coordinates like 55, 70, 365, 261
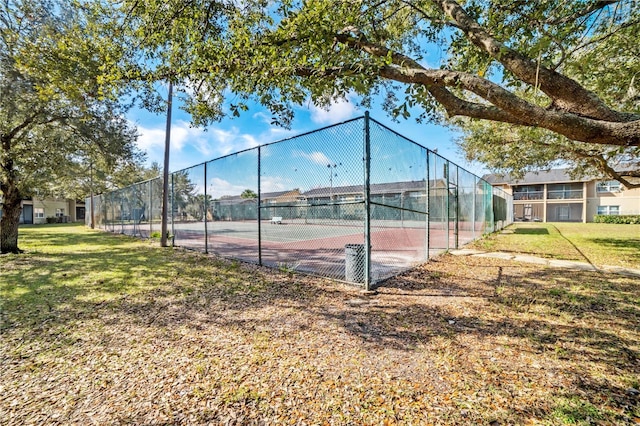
513, 227, 550, 235
589, 237, 640, 264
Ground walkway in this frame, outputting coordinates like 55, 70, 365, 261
449, 249, 640, 278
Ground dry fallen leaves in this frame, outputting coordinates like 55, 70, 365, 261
1, 250, 638, 425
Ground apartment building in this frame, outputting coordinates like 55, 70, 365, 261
0, 198, 85, 224
484, 169, 640, 223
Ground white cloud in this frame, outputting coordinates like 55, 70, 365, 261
292, 150, 333, 166
135, 126, 166, 152
309, 95, 358, 125
267, 126, 296, 140
134, 120, 266, 169
252, 111, 271, 125
207, 177, 249, 199
206, 175, 292, 199
260, 176, 291, 193
170, 121, 209, 153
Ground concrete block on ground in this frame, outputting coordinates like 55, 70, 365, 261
548, 259, 597, 271
474, 252, 515, 260
512, 255, 549, 265
601, 266, 640, 277
449, 249, 485, 256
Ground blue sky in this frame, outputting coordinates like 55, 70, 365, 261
128, 88, 489, 184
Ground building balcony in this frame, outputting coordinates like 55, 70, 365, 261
547, 189, 583, 200
513, 191, 544, 201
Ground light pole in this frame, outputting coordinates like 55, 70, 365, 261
327, 162, 342, 200
327, 163, 336, 199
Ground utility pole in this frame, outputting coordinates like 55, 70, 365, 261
160, 81, 173, 247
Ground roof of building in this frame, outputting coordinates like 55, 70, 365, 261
482, 169, 588, 185
214, 179, 451, 203
302, 180, 434, 198
218, 189, 301, 201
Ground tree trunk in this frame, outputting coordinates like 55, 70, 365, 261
0, 179, 23, 254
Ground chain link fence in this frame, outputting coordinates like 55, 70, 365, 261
87, 114, 512, 288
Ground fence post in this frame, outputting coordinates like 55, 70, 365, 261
445, 161, 450, 251
364, 111, 372, 290
171, 173, 175, 246
120, 191, 124, 234
426, 151, 430, 261
455, 165, 459, 249
204, 163, 208, 254
149, 180, 153, 238
488, 184, 495, 233
258, 146, 262, 266
472, 176, 476, 241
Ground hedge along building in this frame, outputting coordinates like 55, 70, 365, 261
484, 169, 640, 223
87, 114, 513, 289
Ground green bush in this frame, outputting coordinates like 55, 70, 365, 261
593, 215, 640, 224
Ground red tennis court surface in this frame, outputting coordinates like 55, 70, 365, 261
117, 219, 487, 284
170, 225, 461, 284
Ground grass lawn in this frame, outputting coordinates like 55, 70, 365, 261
469, 222, 640, 268
1, 223, 639, 424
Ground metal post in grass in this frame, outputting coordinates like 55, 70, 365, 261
89, 162, 95, 229
445, 161, 450, 251
425, 151, 430, 261
160, 81, 173, 247
149, 180, 153, 238
120, 191, 124, 234
364, 111, 372, 291
171, 173, 175, 246
472, 175, 476, 241
455, 165, 459, 249
204, 163, 208, 254
258, 146, 262, 266
109, 192, 113, 232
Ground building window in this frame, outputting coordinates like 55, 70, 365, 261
34, 208, 45, 219
596, 180, 621, 193
55, 208, 65, 218
597, 205, 620, 215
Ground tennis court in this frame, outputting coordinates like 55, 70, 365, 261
89, 114, 512, 287
175, 218, 428, 281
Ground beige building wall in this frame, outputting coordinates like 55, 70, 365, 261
585, 180, 640, 221
4, 197, 83, 224
487, 171, 639, 224
30, 199, 70, 224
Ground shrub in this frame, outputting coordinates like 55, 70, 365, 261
149, 231, 173, 240
593, 215, 640, 224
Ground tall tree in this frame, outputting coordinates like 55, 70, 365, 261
109, 0, 639, 187
0, 0, 141, 253
171, 170, 198, 216
241, 189, 258, 199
